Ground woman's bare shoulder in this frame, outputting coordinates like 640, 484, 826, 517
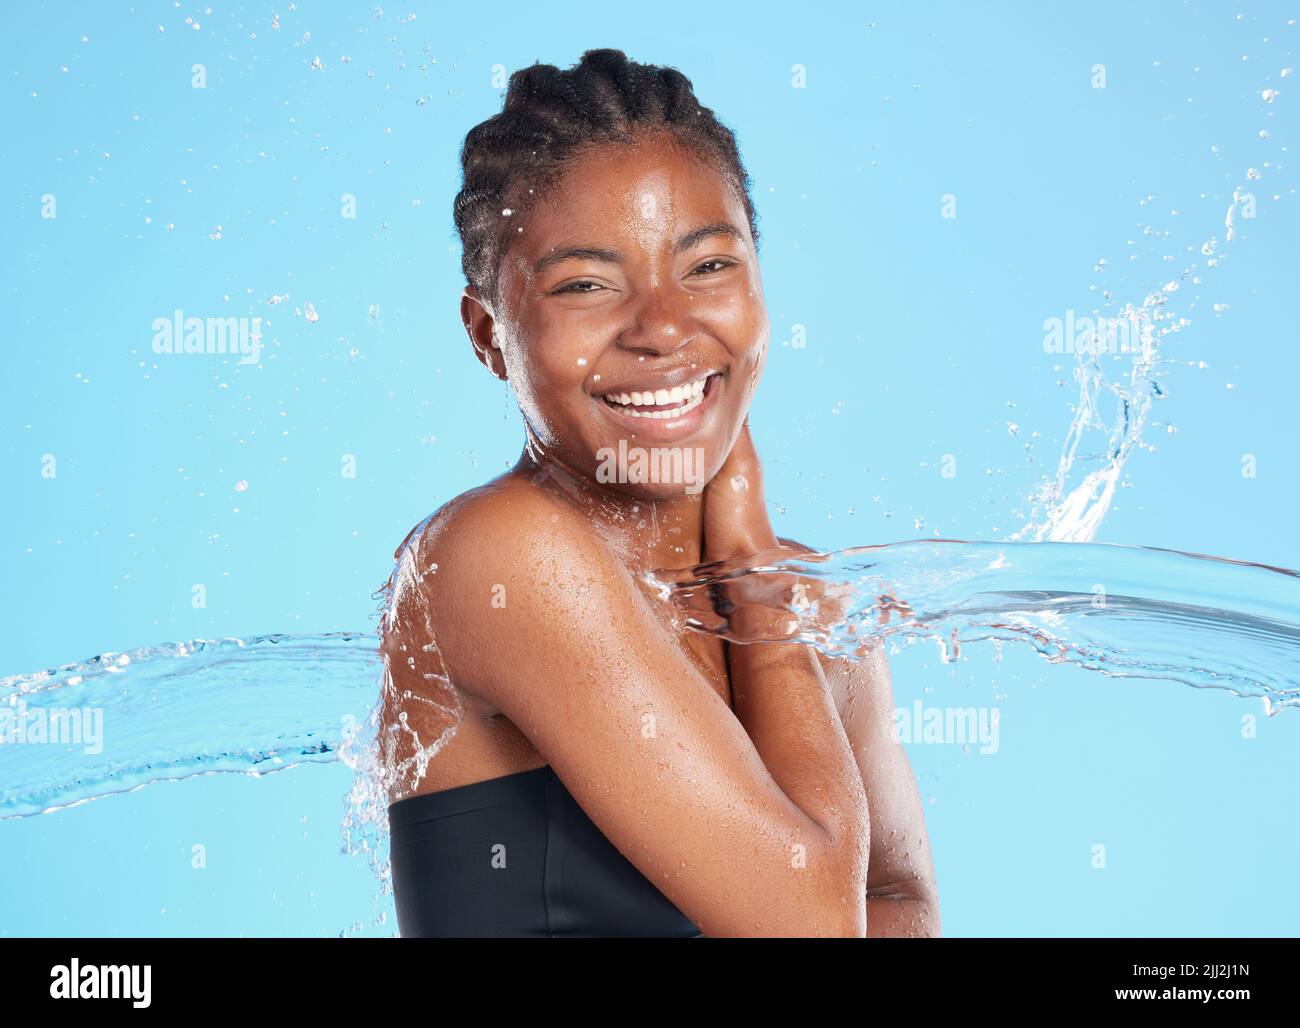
384, 471, 625, 641
381, 472, 621, 702
394, 471, 595, 569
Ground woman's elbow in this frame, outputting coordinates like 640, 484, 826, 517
865, 878, 942, 937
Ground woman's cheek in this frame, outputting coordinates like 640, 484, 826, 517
510, 360, 562, 446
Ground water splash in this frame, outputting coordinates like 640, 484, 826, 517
5, 540, 1297, 827
650, 540, 1300, 716
4, 535, 1297, 939
1015, 147, 1277, 543
0, 633, 379, 819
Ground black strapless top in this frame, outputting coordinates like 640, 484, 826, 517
387, 765, 703, 938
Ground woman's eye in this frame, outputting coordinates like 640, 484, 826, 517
691, 258, 737, 276
553, 279, 603, 295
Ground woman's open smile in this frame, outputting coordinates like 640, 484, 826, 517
593, 368, 725, 441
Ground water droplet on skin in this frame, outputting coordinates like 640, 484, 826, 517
730, 475, 748, 493
576, 357, 587, 367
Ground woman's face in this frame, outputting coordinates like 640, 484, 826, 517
479, 131, 768, 501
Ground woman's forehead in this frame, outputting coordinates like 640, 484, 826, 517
518, 150, 746, 255
565, 137, 726, 197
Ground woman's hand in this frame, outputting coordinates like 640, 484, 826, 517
693, 419, 862, 648
700, 419, 808, 642
702, 418, 780, 564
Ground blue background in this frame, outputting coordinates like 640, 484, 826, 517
2, 1, 1296, 936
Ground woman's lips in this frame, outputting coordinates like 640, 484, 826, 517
595, 372, 722, 439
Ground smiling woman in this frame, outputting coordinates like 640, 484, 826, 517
377, 47, 939, 938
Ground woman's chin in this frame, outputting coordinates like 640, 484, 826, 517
583, 436, 721, 501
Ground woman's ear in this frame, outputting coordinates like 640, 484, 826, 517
461, 286, 507, 381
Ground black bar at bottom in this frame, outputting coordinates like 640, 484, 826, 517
0, 936, 1292, 1013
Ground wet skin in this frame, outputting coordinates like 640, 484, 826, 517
380, 129, 940, 937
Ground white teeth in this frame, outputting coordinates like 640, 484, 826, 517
599, 376, 714, 419
602, 374, 713, 411
612, 391, 706, 419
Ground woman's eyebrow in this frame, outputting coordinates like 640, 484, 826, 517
532, 222, 746, 275
533, 246, 621, 274
674, 221, 746, 252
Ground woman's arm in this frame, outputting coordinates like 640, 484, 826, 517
823, 645, 942, 937
388, 473, 871, 937
702, 422, 872, 934
754, 530, 941, 934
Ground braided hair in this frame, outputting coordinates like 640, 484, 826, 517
452, 48, 760, 308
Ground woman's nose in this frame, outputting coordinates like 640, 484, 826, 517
615, 286, 696, 356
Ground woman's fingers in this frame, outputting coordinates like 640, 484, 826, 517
703, 419, 779, 562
